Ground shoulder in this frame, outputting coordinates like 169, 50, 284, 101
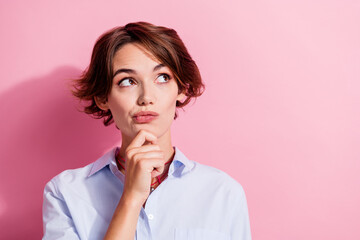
52, 162, 94, 185
173, 146, 246, 199
44, 147, 116, 194
191, 161, 246, 198
44, 162, 95, 196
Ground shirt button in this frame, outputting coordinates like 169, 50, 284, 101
148, 214, 154, 220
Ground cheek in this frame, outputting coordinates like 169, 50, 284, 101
162, 90, 179, 108
164, 84, 180, 106
108, 96, 131, 119
110, 99, 125, 112
161, 94, 180, 121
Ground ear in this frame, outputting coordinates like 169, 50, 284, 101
176, 91, 186, 102
94, 96, 109, 111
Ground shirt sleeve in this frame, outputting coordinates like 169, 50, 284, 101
42, 180, 80, 240
230, 185, 252, 240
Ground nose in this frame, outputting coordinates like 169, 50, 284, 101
137, 83, 156, 106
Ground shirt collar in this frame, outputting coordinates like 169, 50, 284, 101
87, 146, 195, 178
88, 147, 116, 177
169, 146, 195, 177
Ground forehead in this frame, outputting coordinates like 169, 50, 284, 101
112, 43, 161, 71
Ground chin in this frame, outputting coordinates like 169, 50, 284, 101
140, 125, 171, 138
123, 124, 157, 136
118, 121, 170, 140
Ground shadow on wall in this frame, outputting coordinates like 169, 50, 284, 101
0, 66, 121, 239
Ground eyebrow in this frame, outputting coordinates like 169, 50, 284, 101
113, 63, 165, 78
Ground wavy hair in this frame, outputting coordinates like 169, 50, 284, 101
71, 21, 205, 126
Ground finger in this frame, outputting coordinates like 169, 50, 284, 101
151, 159, 166, 178
133, 151, 164, 162
126, 146, 162, 162
127, 130, 157, 149
139, 158, 166, 178
137, 144, 161, 153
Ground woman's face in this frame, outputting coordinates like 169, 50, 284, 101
96, 43, 185, 140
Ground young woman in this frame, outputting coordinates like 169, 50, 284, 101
42, 22, 251, 240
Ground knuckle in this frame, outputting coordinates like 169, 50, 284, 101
126, 148, 138, 158
133, 153, 141, 162
125, 149, 133, 157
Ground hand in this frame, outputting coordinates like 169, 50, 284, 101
121, 130, 166, 205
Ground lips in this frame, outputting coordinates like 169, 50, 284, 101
132, 111, 159, 124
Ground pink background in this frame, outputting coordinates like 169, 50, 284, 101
1, 0, 359, 239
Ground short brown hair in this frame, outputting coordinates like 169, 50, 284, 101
71, 21, 205, 126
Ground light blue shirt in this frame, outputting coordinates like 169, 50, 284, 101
43, 147, 251, 240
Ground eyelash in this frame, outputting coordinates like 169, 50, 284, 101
117, 73, 171, 87
117, 78, 135, 87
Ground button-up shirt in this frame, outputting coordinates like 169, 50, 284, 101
42, 147, 251, 239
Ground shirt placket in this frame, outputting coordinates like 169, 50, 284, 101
136, 209, 152, 240
142, 189, 159, 238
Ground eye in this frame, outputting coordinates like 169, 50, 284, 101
118, 78, 136, 87
156, 74, 170, 83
